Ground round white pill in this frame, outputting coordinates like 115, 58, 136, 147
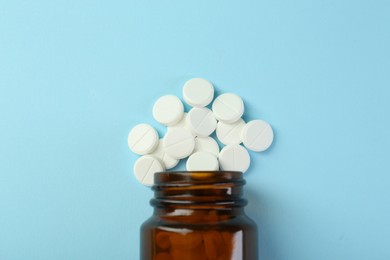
152, 95, 184, 126
186, 151, 219, 171
168, 113, 197, 137
127, 124, 159, 155
216, 118, 246, 145
134, 155, 165, 186
219, 144, 250, 173
186, 107, 217, 137
150, 139, 179, 169
163, 128, 195, 159
242, 120, 274, 152
212, 93, 244, 123
193, 136, 220, 157
182, 78, 214, 107
168, 113, 187, 129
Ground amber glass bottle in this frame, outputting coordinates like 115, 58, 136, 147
140, 171, 258, 260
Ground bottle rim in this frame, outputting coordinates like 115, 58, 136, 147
151, 171, 247, 209
153, 171, 245, 188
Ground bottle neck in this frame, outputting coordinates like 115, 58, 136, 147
151, 171, 247, 217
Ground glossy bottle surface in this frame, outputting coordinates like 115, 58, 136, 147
140, 171, 258, 260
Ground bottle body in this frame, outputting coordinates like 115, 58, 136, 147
140, 171, 258, 260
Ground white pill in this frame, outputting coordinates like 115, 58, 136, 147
127, 124, 159, 155
212, 93, 244, 123
163, 128, 195, 159
168, 113, 188, 129
242, 120, 274, 152
216, 118, 245, 145
134, 155, 165, 186
152, 95, 184, 126
186, 151, 219, 171
182, 78, 214, 107
150, 139, 179, 169
219, 144, 250, 173
186, 107, 217, 137
168, 113, 197, 138
193, 136, 220, 157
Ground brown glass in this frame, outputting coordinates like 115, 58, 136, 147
140, 171, 258, 260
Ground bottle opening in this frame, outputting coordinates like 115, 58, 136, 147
151, 171, 247, 209
153, 171, 245, 187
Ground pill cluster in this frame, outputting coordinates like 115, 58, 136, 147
128, 78, 273, 186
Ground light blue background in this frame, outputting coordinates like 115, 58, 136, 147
1, 0, 389, 259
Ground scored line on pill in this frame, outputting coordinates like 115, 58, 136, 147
141, 159, 156, 183
248, 126, 268, 145
131, 128, 152, 147
195, 111, 213, 131
215, 97, 241, 114
165, 137, 193, 149
224, 123, 242, 139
